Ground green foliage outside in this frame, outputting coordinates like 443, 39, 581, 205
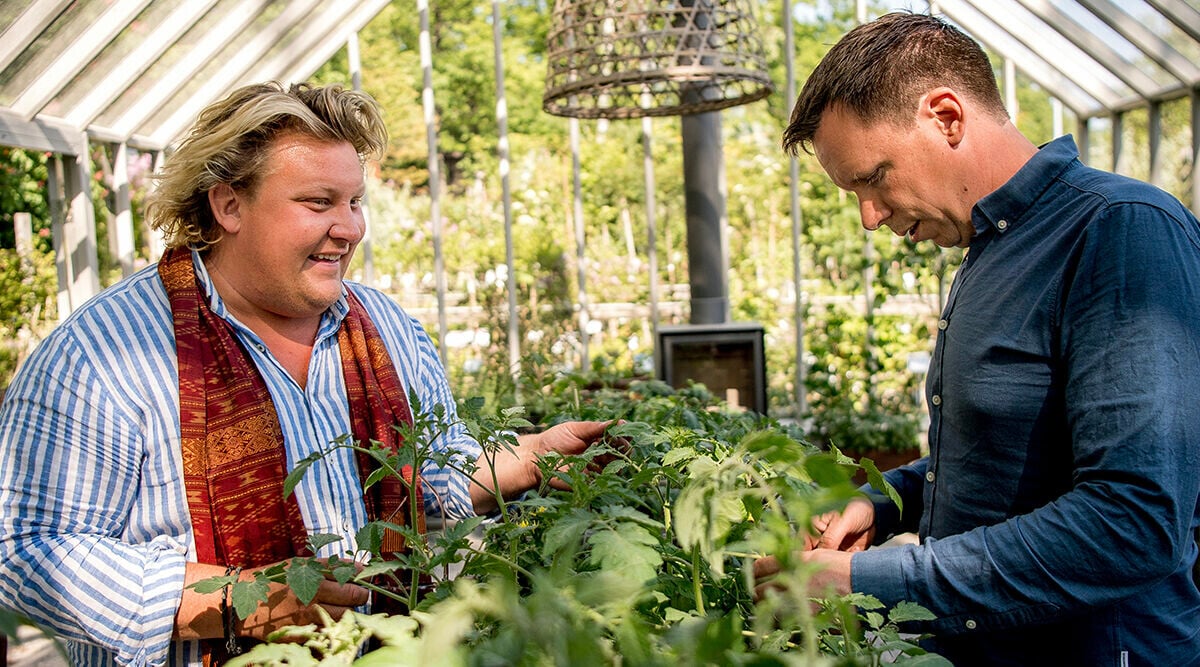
0, 149, 57, 383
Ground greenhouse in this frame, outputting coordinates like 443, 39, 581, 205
2, 0, 1200, 665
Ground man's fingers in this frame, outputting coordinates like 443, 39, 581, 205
316, 581, 369, 608
817, 524, 849, 550
320, 604, 358, 621
753, 555, 780, 579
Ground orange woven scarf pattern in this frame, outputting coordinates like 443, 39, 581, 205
160, 247, 421, 568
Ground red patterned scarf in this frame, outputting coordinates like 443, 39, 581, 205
160, 247, 423, 569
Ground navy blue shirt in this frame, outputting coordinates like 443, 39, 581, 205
853, 136, 1200, 666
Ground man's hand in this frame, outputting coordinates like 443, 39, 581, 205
528, 420, 625, 489
236, 564, 369, 641
175, 559, 368, 642
814, 497, 877, 552
470, 420, 626, 512
752, 549, 854, 601
751, 497, 876, 601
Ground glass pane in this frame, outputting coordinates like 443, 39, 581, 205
136, 0, 316, 140
0, 0, 39, 29
93, 0, 288, 131
990, 0, 1135, 101
1052, 0, 1190, 89
1119, 0, 1200, 76
0, 0, 111, 106
49, 0, 191, 121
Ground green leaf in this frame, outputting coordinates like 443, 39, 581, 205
739, 430, 805, 466
307, 533, 344, 553
187, 574, 237, 595
597, 505, 663, 530
363, 466, 389, 490
225, 642, 316, 666
356, 522, 385, 554
331, 561, 359, 585
888, 600, 938, 624
283, 451, 324, 499
230, 579, 270, 619
541, 508, 594, 560
661, 447, 697, 467
862, 457, 905, 516
286, 560, 326, 606
357, 559, 407, 580
803, 453, 853, 488
445, 515, 486, 537
588, 522, 663, 585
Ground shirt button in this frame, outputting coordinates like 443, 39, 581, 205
255, 343, 266, 352
965, 619, 978, 630
342, 519, 352, 533
937, 319, 948, 330
925, 471, 935, 483
997, 220, 1008, 230
931, 394, 942, 406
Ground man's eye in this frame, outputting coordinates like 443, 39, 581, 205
350, 197, 363, 208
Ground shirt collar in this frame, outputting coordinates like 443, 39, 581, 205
189, 248, 350, 341
973, 134, 1080, 236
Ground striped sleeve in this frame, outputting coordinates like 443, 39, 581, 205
0, 316, 186, 666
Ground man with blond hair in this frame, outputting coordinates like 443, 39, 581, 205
0, 82, 612, 665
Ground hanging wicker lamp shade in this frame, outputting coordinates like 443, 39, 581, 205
543, 0, 774, 119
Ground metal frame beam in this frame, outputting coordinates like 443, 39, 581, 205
936, 0, 1108, 117
10, 0, 152, 120
278, 0, 395, 87
63, 0, 220, 131
1013, 0, 1162, 99
0, 107, 85, 155
148, 0, 324, 149
1076, 0, 1200, 86
102, 0, 277, 141
0, 0, 71, 72
940, 0, 1128, 114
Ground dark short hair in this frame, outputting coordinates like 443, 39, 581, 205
783, 12, 1007, 155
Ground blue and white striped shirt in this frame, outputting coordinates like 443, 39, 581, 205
0, 251, 480, 666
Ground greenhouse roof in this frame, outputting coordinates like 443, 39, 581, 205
0, 0, 391, 155
0, 0, 1197, 155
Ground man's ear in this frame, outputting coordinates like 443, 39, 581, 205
208, 183, 242, 233
922, 87, 965, 148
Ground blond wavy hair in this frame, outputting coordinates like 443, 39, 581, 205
145, 82, 388, 250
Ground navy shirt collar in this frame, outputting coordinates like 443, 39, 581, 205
972, 135, 1080, 237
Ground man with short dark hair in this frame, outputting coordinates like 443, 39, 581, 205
757, 12, 1200, 666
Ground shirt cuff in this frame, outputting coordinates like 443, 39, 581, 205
122, 535, 190, 666
850, 543, 913, 608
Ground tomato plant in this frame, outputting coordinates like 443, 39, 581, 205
196, 381, 947, 666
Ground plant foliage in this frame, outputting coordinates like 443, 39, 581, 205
197, 384, 947, 666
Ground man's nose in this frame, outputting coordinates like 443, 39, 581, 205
330, 206, 365, 243
859, 197, 890, 231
